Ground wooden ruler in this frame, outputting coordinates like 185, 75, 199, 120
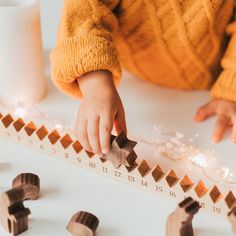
0, 112, 235, 219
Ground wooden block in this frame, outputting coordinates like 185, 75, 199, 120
60, 134, 73, 149
67, 211, 99, 236
13, 118, 25, 132
209, 186, 222, 203
225, 191, 236, 209
103, 132, 137, 169
166, 197, 200, 236
0, 187, 31, 236
12, 173, 40, 200
1, 114, 14, 128
36, 125, 48, 141
194, 180, 208, 198
228, 206, 236, 235
24, 121, 37, 137
151, 164, 165, 182
180, 175, 193, 193
48, 130, 61, 145
166, 170, 179, 187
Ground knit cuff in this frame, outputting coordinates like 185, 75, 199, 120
50, 36, 121, 98
211, 70, 236, 102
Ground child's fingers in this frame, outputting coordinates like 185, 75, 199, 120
87, 116, 102, 155
212, 115, 229, 142
194, 102, 215, 122
99, 114, 114, 154
77, 117, 93, 152
114, 109, 127, 135
231, 115, 236, 143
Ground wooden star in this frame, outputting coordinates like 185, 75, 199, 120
103, 132, 137, 169
166, 197, 200, 236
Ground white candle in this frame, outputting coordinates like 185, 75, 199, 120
0, 0, 46, 105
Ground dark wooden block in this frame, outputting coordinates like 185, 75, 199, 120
67, 211, 99, 236
0, 187, 31, 236
12, 173, 40, 200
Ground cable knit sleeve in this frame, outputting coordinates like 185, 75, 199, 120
50, 0, 121, 98
211, 22, 236, 102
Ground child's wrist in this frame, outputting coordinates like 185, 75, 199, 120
77, 70, 115, 97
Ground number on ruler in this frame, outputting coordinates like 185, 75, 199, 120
169, 191, 176, 198
156, 185, 163, 193
213, 207, 221, 214
52, 148, 56, 154
64, 153, 70, 158
102, 167, 108, 173
200, 202, 205, 208
114, 171, 121, 177
89, 162, 95, 168
128, 176, 135, 182
141, 180, 147, 187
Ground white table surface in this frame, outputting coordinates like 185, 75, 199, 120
0, 52, 235, 236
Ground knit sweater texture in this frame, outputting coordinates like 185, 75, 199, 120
50, 0, 236, 101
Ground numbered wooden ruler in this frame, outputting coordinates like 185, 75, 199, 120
0, 112, 235, 219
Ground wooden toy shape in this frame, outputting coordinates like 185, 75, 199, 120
103, 132, 137, 169
67, 211, 99, 236
166, 197, 201, 236
228, 206, 236, 235
0, 187, 31, 236
12, 173, 40, 200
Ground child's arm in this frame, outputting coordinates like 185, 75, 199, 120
195, 22, 236, 143
50, 0, 121, 98
50, 0, 126, 154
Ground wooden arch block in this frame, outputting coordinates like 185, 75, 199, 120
67, 211, 99, 236
12, 173, 40, 200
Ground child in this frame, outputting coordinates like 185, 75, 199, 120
51, 0, 236, 155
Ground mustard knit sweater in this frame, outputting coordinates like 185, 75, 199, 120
50, 0, 236, 101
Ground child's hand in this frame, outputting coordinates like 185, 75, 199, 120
194, 98, 236, 143
75, 70, 126, 155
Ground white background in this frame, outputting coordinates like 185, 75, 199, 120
40, 0, 63, 50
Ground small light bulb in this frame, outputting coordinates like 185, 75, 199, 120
190, 154, 208, 168
54, 123, 63, 130
14, 107, 26, 118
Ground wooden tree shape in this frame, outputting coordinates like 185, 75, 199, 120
166, 197, 200, 236
228, 206, 236, 235
103, 132, 137, 169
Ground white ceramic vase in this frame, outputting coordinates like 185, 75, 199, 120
0, 0, 46, 105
